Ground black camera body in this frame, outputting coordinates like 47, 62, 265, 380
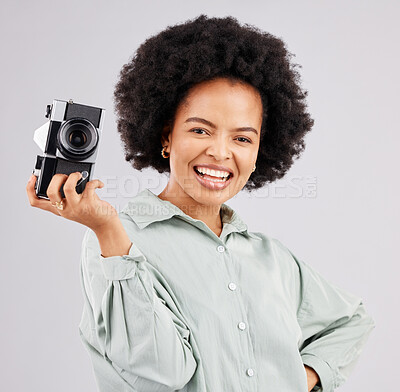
32, 99, 105, 199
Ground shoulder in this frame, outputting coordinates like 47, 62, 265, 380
251, 232, 299, 263
242, 231, 303, 279
257, 234, 305, 277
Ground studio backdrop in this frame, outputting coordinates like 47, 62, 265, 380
1, 0, 397, 391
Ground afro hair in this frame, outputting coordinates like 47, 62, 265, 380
113, 14, 314, 191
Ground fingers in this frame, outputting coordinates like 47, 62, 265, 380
26, 174, 58, 214
81, 179, 104, 200
45, 173, 69, 215
63, 172, 83, 205
46, 173, 69, 202
27, 172, 105, 218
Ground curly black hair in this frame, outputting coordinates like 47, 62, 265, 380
113, 14, 314, 191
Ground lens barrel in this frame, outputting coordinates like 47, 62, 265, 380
57, 118, 99, 160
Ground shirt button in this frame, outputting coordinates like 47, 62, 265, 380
228, 282, 237, 291
246, 368, 254, 377
238, 322, 246, 330
217, 245, 225, 253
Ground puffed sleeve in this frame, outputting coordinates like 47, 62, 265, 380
78, 227, 197, 392
275, 239, 375, 392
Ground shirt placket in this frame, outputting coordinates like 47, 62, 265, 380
217, 237, 258, 392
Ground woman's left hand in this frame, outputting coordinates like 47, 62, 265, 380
304, 365, 320, 391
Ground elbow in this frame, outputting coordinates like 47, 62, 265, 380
355, 301, 376, 341
130, 356, 197, 392
368, 313, 376, 329
368, 314, 376, 333
178, 354, 197, 390
359, 301, 376, 328
164, 349, 198, 390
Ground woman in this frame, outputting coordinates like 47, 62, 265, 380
26, 14, 375, 392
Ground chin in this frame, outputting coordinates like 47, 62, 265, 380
189, 186, 238, 206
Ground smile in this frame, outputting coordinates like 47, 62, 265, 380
193, 166, 233, 190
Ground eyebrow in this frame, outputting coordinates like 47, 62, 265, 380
184, 117, 259, 136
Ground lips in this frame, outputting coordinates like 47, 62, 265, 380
193, 166, 233, 190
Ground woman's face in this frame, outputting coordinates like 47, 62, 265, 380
161, 77, 262, 206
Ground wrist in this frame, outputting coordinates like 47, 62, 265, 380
90, 216, 122, 234
94, 218, 132, 258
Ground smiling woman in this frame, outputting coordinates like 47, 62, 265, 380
71, 14, 376, 392
113, 14, 314, 193
156, 77, 263, 224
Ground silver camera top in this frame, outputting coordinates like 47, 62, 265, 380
33, 98, 105, 164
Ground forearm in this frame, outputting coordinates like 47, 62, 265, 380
94, 217, 132, 257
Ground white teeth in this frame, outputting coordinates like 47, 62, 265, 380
204, 176, 226, 182
195, 166, 230, 179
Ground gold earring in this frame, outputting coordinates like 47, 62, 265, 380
161, 146, 170, 158
252, 165, 256, 172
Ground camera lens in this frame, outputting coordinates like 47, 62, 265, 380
57, 118, 99, 160
69, 130, 87, 147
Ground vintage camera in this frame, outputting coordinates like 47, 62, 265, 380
32, 99, 105, 199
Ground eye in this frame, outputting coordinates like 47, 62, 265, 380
236, 137, 252, 143
190, 128, 208, 135
190, 128, 251, 143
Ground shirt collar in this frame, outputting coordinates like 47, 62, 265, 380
121, 188, 261, 240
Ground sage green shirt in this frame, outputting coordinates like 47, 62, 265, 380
78, 188, 375, 392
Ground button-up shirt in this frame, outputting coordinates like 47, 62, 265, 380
78, 188, 375, 392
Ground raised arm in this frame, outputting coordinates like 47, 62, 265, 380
27, 173, 197, 390
80, 222, 197, 391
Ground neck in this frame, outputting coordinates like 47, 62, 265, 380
157, 181, 223, 236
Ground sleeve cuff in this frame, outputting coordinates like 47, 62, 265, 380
100, 242, 147, 280
301, 353, 334, 392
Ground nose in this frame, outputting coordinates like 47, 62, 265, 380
205, 137, 232, 161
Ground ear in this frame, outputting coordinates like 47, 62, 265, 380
160, 121, 172, 146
